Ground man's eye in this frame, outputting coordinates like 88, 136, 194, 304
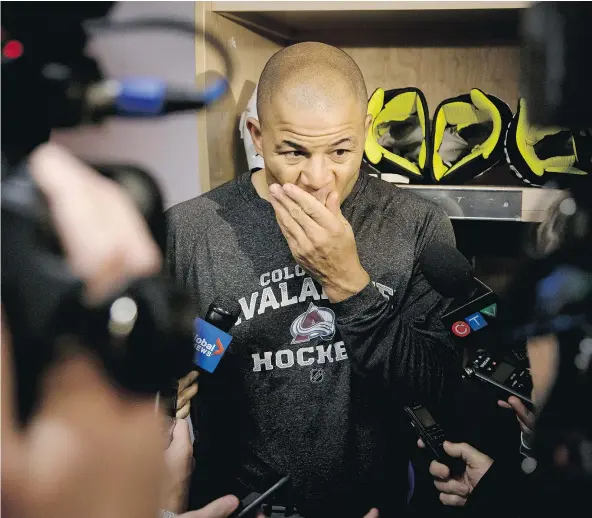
332, 149, 350, 158
283, 151, 305, 158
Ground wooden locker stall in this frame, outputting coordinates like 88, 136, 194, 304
194, 1, 564, 290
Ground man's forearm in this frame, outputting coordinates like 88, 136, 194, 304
334, 282, 459, 405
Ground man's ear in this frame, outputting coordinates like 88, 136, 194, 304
364, 113, 373, 138
247, 117, 264, 157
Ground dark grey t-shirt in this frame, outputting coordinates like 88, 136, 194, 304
166, 171, 459, 517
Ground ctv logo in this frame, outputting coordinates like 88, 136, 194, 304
451, 303, 497, 338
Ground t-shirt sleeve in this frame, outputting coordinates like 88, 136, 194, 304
165, 206, 194, 290
164, 208, 177, 280
332, 207, 461, 406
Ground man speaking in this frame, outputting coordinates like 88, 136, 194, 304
166, 42, 459, 517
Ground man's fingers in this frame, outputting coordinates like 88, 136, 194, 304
434, 479, 471, 498
325, 191, 342, 218
269, 195, 310, 245
439, 493, 467, 507
177, 383, 199, 410
280, 183, 338, 230
507, 396, 535, 429
171, 419, 191, 444
363, 508, 379, 518
28, 143, 162, 306
417, 438, 425, 449
429, 460, 450, 480
269, 184, 324, 235
443, 441, 488, 470
178, 495, 240, 518
517, 420, 532, 435
178, 371, 199, 392
176, 402, 191, 420
499, 397, 535, 431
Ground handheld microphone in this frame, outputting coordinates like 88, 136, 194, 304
419, 241, 475, 301
420, 242, 498, 348
420, 242, 534, 406
193, 298, 241, 374
158, 298, 240, 427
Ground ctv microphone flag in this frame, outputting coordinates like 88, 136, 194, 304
193, 317, 233, 373
441, 279, 503, 354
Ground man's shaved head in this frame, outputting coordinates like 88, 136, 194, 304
257, 42, 368, 125
248, 42, 371, 206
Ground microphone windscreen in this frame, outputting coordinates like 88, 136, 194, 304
419, 242, 474, 298
205, 298, 241, 332
210, 297, 241, 319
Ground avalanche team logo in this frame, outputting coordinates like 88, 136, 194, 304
290, 303, 335, 345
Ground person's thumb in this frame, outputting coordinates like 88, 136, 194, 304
171, 418, 191, 444
178, 495, 239, 518
443, 441, 485, 467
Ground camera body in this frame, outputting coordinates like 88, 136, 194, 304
1, 4, 216, 423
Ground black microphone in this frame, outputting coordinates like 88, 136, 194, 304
420, 242, 498, 345
421, 243, 534, 406
419, 242, 478, 302
203, 299, 242, 337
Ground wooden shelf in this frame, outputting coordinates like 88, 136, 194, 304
212, 2, 530, 13
196, 2, 530, 201
213, 1, 530, 44
396, 184, 563, 222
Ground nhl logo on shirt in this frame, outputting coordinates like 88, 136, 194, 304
310, 369, 324, 383
290, 303, 336, 345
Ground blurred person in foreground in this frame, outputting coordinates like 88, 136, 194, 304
0, 143, 241, 518
420, 191, 592, 516
1, 0, 198, 423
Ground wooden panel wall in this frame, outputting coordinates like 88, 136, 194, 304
195, 2, 281, 192
341, 46, 520, 116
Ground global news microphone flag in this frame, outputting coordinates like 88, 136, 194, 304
193, 317, 233, 373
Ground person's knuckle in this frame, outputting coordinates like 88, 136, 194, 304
301, 242, 315, 256
311, 233, 327, 248
329, 222, 342, 235
289, 206, 302, 219
447, 495, 458, 505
